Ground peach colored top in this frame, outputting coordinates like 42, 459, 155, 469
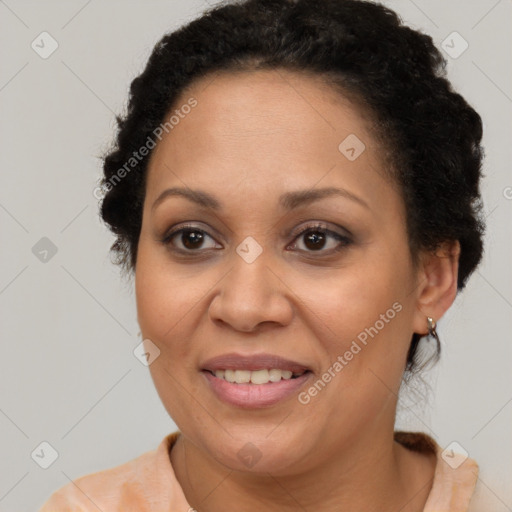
39, 430, 485, 511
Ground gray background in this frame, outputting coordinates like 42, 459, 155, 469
0, 1, 510, 510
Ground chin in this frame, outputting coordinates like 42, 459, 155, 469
197, 429, 312, 476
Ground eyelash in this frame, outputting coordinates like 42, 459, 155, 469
160, 222, 352, 257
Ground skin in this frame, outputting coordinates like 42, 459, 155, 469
135, 68, 460, 511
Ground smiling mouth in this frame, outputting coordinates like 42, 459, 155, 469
204, 368, 310, 384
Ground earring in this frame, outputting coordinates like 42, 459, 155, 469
426, 316, 439, 345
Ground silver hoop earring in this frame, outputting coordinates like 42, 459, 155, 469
426, 316, 439, 345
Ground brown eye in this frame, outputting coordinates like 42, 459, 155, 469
303, 230, 328, 251
289, 223, 352, 254
162, 224, 220, 252
177, 229, 206, 250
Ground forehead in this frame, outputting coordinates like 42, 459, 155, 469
145, 68, 397, 216
171, 68, 374, 146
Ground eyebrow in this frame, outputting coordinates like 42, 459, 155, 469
151, 185, 369, 212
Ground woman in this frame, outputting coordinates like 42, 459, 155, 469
39, 0, 488, 510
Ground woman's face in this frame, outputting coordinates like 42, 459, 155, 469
135, 69, 431, 474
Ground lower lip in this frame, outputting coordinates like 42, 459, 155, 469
202, 371, 312, 408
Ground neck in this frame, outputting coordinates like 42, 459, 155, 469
170, 428, 436, 512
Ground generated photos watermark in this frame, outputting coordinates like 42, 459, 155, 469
298, 301, 403, 405
93, 97, 198, 200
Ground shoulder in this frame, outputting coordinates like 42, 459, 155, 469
466, 462, 511, 512
395, 430, 508, 512
38, 432, 182, 512
395, 431, 477, 511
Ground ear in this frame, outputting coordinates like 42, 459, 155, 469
412, 240, 461, 336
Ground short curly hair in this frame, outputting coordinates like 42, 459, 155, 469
98, 0, 485, 374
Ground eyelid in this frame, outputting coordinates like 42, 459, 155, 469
162, 220, 351, 242
161, 220, 353, 256
161, 221, 222, 242
287, 222, 352, 253
161, 222, 218, 245
288, 221, 353, 240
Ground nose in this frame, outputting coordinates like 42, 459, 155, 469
208, 250, 294, 333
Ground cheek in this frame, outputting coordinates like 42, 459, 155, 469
136, 239, 196, 336
302, 252, 414, 387
297, 275, 412, 433
135, 249, 206, 424
308, 259, 407, 333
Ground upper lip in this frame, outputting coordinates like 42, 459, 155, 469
201, 353, 311, 374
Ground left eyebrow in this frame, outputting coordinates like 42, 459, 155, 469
279, 186, 369, 210
151, 185, 369, 212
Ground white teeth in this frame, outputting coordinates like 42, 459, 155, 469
269, 369, 282, 382
212, 368, 299, 384
224, 369, 236, 383
268, 370, 292, 382
234, 370, 251, 383
250, 369, 269, 384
